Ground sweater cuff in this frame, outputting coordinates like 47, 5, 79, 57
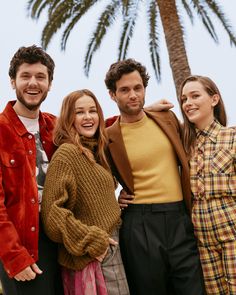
86, 227, 109, 258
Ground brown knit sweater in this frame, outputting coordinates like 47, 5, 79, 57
41, 142, 121, 271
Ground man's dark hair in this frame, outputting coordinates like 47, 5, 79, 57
105, 58, 150, 93
9, 45, 55, 82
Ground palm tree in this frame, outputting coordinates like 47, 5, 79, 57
27, 0, 236, 94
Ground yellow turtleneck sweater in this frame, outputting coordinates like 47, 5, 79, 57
120, 114, 183, 204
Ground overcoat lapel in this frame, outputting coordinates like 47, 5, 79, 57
107, 110, 189, 196
107, 118, 134, 193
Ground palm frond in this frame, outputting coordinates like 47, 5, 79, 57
84, 0, 121, 76
118, 0, 140, 60
27, 0, 51, 18
180, 0, 194, 24
191, 0, 218, 42
49, 0, 72, 16
61, 0, 98, 50
41, 0, 75, 49
147, 0, 161, 81
204, 0, 236, 46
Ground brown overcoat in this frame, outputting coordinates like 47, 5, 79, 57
106, 110, 192, 212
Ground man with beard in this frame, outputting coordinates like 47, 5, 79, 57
105, 59, 205, 295
0, 45, 63, 295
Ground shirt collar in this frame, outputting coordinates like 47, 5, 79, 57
196, 119, 222, 143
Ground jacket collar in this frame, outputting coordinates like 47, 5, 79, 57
107, 110, 186, 193
3, 101, 46, 136
107, 115, 134, 192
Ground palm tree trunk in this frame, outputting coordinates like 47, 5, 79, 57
156, 0, 191, 97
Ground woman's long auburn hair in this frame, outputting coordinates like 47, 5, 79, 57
178, 75, 227, 156
53, 89, 110, 170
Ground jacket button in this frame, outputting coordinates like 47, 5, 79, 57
10, 159, 15, 165
31, 198, 36, 204
31, 226, 36, 232
28, 135, 33, 139
28, 150, 33, 155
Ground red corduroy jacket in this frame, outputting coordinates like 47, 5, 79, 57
0, 101, 56, 277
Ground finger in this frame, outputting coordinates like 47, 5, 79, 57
119, 199, 133, 205
14, 275, 24, 281
125, 195, 135, 200
14, 269, 36, 281
25, 268, 36, 280
25, 273, 36, 281
119, 189, 134, 199
96, 248, 108, 262
119, 196, 134, 203
109, 238, 118, 245
31, 263, 43, 275
125, 199, 134, 203
159, 103, 174, 109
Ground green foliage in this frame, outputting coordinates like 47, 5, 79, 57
27, 0, 236, 79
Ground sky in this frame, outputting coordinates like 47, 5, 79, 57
1, 0, 236, 124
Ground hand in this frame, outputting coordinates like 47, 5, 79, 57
118, 189, 134, 209
95, 238, 118, 262
108, 237, 118, 246
145, 99, 174, 111
14, 263, 43, 281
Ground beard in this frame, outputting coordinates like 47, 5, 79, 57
15, 89, 48, 111
118, 100, 144, 116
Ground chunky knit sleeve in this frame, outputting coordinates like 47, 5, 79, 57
41, 147, 109, 259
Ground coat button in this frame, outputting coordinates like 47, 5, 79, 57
28, 135, 33, 139
28, 150, 33, 155
31, 226, 36, 232
31, 198, 36, 204
10, 159, 15, 165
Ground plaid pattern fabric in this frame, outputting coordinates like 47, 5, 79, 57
190, 120, 236, 294
190, 120, 236, 200
192, 197, 236, 294
61, 228, 129, 295
101, 229, 130, 295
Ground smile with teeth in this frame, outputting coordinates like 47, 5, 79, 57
26, 90, 41, 95
186, 108, 198, 114
82, 123, 94, 128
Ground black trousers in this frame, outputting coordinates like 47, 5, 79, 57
0, 220, 63, 295
119, 201, 206, 295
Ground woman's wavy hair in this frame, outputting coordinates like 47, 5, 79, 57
54, 89, 110, 170
178, 75, 227, 155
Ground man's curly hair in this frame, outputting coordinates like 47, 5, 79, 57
105, 58, 150, 93
9, 45, 55, 82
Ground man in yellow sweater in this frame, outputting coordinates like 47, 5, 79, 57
105, 59, 205, 295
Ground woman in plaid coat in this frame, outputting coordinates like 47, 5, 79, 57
179, 75, 236, 294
